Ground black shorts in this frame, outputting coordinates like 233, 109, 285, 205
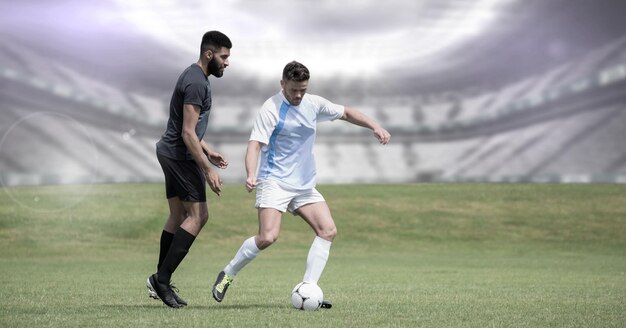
157, 152, 206, 202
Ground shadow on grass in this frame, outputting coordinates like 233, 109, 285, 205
101, 303, 282, 310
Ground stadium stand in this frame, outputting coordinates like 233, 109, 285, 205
1, 35, 626, 186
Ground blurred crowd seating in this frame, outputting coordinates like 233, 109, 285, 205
1, 36, 626, 186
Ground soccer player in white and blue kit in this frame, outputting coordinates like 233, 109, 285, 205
212, 61, 391, 307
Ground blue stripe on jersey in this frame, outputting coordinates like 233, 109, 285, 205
265, 101, 291, 173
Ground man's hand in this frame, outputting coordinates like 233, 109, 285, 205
245, 176, 256, 193
207, 151, 228, 169
373, 127, 391, 145
206, 169, 223, 196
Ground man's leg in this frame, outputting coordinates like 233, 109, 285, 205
296, 202, 337, 284
212, 208, 282, 302
153, 201, 208, 307
158, 201, 208, 283
147, 197, 186, 301
296, 201, 336, 309
158, 197, 187, 270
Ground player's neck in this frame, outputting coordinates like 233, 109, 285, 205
196, 60, 210, 77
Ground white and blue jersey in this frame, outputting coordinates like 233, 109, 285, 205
250, 91, 345, 190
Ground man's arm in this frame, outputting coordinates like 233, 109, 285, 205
245, 140, 263, 192
340, 106, 391, 145
200, 140, 212, 156
182, 103, 222, 195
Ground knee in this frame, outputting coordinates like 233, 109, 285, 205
198, 209, 209, 226
191, 208, 209, 227
256, 233, 279, 250
165, 212, 186, 231
317, 225, 337, 242
177, 213, 188, 225
168, 211, 187, 225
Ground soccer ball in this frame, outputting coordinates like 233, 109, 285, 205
291, 282, 324, 311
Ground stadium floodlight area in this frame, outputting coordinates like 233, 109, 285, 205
116, 0, 516, 80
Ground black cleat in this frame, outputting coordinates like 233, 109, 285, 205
212, 271, 233, 302
149, 274, 183, 308
147, 275, 188, 306
147, 276, 159, 300
168, 283, 188, 306
321, 299, 332, 309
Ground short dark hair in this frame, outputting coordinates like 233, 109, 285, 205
282, 61, 310, 82
200, 31, 232, 55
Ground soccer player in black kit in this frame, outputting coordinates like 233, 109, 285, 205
146, 31, 232, 308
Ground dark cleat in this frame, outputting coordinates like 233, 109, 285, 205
168, 283, 187, 306
149, 274, 182, 308
146, 276, 159, 300
321, 299, 332, 309
147, 275, 187, 306
212, 271, 233, 302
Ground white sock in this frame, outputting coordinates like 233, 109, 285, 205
224, 236, 260, 277
303, 236, 332, 284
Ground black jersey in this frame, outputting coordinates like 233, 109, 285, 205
157, 64, 212, 160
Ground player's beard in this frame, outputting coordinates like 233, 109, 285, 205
208, 57, 223, 77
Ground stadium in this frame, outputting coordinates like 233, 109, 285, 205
1, 1, 625, 327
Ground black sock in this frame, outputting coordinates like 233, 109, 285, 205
157, 230, 175, 270
157, 228, 196, 284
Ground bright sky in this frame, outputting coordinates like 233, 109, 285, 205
111, 0, 515, 79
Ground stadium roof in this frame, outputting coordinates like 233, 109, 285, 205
1, 0, 625, 97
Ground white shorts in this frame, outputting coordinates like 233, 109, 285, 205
255, 179, 325, 214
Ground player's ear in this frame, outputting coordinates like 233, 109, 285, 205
205, 50, 213, 60
280, 79, 285, 88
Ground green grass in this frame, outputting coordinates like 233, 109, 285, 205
1, 183, 625, 327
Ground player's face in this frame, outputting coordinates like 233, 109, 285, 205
207, 47, 230, 77
281, 79, 308, 106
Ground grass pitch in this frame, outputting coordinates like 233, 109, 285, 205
1, 183, 625, 327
